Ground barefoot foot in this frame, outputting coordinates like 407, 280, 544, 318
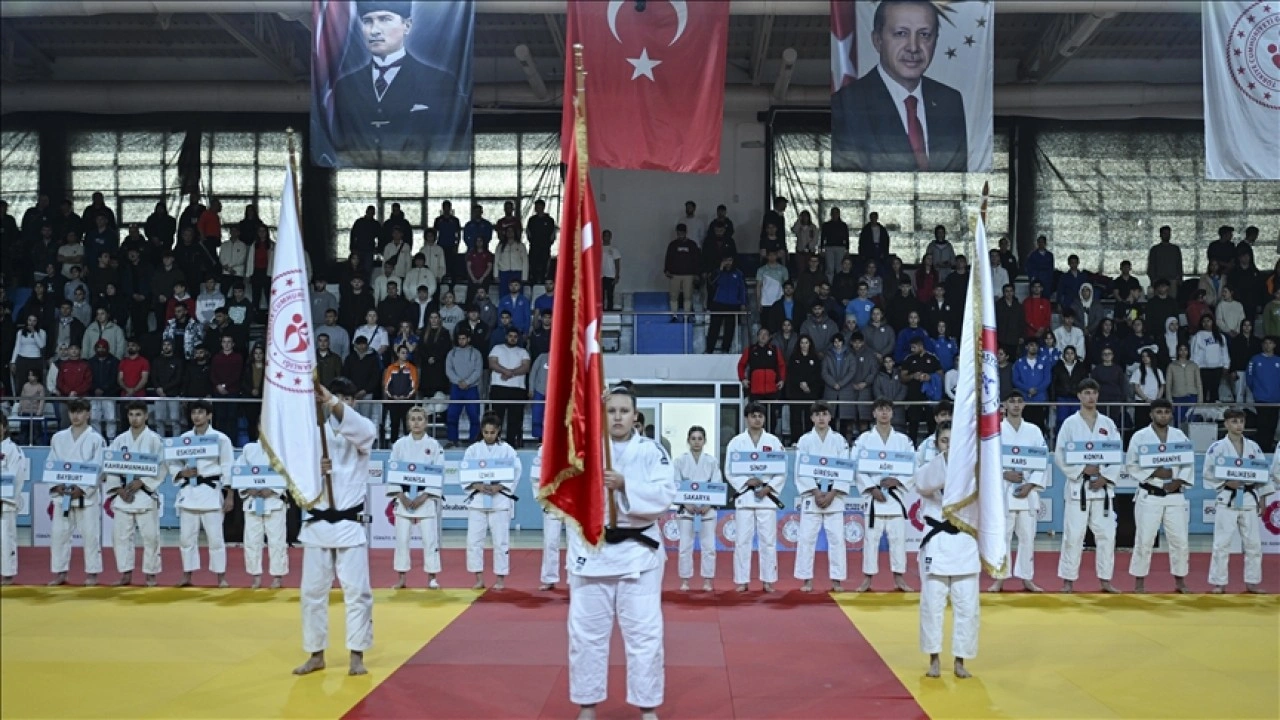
540, 583, 555, 591
493, 577, 505, 591
217, 574, 229, 589
736, 584, 748, 593
856, 578, 873, 593
926, 655, 941, 678
1100, 581, 1120, 594
251, 576, 262, 590
292, 653, 325, 675
1022, 579, 1043, 593
1, 576, 12, 586
1061, 580, 1074, 594
84, 574, 97, 587
1211, 585, 1225, 594
576, 705, 597, 720
114, 572, 132, 587
987, 580, 1003, 593
680, 580, 690, 592
832, 582, 844, 593
348, 651, 367, 676
1245, 583, 1265, 594
702, 579, 713, 592
954, 659, 972, 679
48, 573, 67, 587
271, 577, 283, 589
801, 580, 813, 593
176, 572, 192, 588
893, 576, 914, 592
145, 574, 156, 587
762, 582, 774, 593
1133, 578, 1146, 594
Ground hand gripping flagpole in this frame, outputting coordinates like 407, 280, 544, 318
572, 45, 617, 530
286, 127, 335, 508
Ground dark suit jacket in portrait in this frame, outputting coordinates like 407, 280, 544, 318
831, 68, 968, 173
330, 54, 470, 169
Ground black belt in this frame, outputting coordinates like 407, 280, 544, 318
1225, 486, 1260, 508
115, 480, 157, 498
305, 503, 365, 524
184, 475, 220, 489
58, 486, 86, 515
604, 525, 660, 550
1140, 482, 1180, 498
919, 516, 961, 551
1078, 476, 1112, 516
868, 486, 908, 529
465, 486, 518, 504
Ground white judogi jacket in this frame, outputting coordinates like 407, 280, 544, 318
299, 404, 378, 548
794, 428, 851, 515
236, 443, 286, 515
1203, 435, 1272, 510
1, 437, 27, 513
853, 426, 916, 517
568, 433, 676, 579
49, 426, 105, 505
461, 440, 521, 512
166, 427, 234, 512
106, 427, 165, 513
1000, 419, 1048, 512
389, 433, 445, 519
1054, 411, 1121, 509
915, 454, 978, 576
915, 434, 941, 468
673, 451, 722, 518
725, 431, 785, 509
1125, 425, 1194, 507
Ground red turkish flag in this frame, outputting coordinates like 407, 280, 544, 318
562, 0, 729, 174
539, 79, 607, 547
830, 0, 857, 92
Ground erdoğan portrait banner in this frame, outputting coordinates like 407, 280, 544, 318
311, 0, 474, 171
830, 0, 993, 173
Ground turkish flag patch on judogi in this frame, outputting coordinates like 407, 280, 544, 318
562, 0, 730, 174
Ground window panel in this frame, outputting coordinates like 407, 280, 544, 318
211, 165, 257, 195
427, 169, 471, 198
380, 170, 426, 197
209, 132, 257, 165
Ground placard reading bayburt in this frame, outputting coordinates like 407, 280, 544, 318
728, 452, 787, 477
162, 435, 220, 465
1002, 445, 1049, 471
676, 481, 728, 506
855, 449, 915, 480
100, 450, 160, 478
42, 460, 101, 487
385, 460, 445, 500
1063, 440, 1123, 466
1213, 456, 1270, 485
1137, 442, 1195, 468
797, 454, 855, 495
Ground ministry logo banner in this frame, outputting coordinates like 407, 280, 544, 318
1203, 0, 1280, 180
830, 0, 993, 173
311, 0, 474, 171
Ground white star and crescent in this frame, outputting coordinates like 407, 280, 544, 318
606, 0, 688, 82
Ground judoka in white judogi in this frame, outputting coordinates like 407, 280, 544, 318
166, 403, 234, 587
793, 405, 851, 591
237, 442, 289, 588
1203, 412, 1274, 593
674, 428, 721, 592
853, 401, 917, 592
388, 410, 444, 589
1, 420, 28, 582
566, 392, 676, 717
725, 406, 784, 591
1125, 402, 1193, 593
1053, 388, 1121, 593
990, 394, 1046, 592
106, 405, 165, 586
462, 418, 521, 589
48, 406, 105, 585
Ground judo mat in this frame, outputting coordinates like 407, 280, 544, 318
2, 548, 1277, 719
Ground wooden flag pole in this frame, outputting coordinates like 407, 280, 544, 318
573, 44, 616, 530
286, 127, 335, 507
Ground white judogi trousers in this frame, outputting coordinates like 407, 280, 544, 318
1129, 497, 1189, 579
52, 504, 102, 574
677, 514, 717, 580
244, 509, 289, 577
1058, 500, 1115, 581
394, 512, 442, 574
568, 567, 664, 708
795, 512, 846, 582
919, 572, 979, 658
179, 509, 226, 573
863, 515, 906, 575
1209, 507, 1264, 586
542, 512, 564, 585
300, 546, 373, 653
1, 510, 17, 577
112, 509, 161, 575
733, 508, 777, 585
466, 509, 510, 575
1004, 509, 1037, 581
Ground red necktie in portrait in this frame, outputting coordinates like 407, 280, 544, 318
905, 95, 928, 171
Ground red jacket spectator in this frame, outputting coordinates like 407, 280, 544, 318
738, 340, 786, 396
118, 354, 150, 397
1023, 296, 1052, 338
57, 355, 93, 397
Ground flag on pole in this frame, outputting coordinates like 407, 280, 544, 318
538, 48, 607, 547
1202, 1, 1280, 180
942, 202, 1007, 577
829, 0, 857, 92
258, 164, 325, 508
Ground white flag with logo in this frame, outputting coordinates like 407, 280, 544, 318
1203, 1, 1280, 180
943, 207, 1006, 577
259, 166, 324, 507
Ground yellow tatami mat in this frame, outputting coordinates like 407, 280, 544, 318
0, 587, 479, 720
836, 592, 1280, 719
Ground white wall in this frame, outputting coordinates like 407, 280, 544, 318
591, 109, 767, 300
